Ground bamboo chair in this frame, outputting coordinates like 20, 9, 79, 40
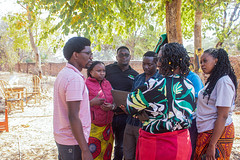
25, 75, 41, 105
0, 106, 9, 132
0, 80, 24, 112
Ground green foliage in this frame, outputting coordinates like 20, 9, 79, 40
237, 42, 240, 51
2, 14, 31, 53
1, 0, 65, 64
2, 0, 239, 64
202, 0, 240, 47
181, 0, 239, 55
0, 22, 19, 70
223, 26, 240, 54
181, 0, 195, 39
93, 21, 165, 60
40, 0, 166, 50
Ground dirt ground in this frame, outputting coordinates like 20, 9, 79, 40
0, 71, 240, 160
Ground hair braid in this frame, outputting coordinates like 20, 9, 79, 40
159, 43, 190, 77
204, 48, 237, 99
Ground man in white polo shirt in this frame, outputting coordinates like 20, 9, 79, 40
53, 37, 93, 160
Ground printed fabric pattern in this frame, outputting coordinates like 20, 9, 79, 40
194, 123, 234, 160
127, 75, 196, 134
88, 123, 114, 160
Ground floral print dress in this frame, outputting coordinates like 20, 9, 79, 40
126, 74, 196, 134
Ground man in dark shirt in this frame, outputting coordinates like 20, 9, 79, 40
106, 46, 138, 160
122, 51, 162, 160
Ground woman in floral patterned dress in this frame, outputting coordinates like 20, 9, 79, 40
126, 43, 196, 160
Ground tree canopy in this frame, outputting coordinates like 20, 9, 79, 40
202, 0, 240, 48
1, 0, 65, 71
1, 0, 239, 70
41, 0, 166, 48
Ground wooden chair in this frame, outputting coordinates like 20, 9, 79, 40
0, 106, 9, 132
0, 80, 24, 112
25, 75, 41, 105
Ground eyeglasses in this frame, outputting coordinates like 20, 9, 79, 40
118, 53, 130, 58
80, 51, 93, 56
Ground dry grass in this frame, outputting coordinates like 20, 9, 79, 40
0, 71, 239, 160
0, 72, 57, 160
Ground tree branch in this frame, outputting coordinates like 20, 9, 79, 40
222, 2, 228, 30
227, 3, 240, 29
227, 23, 240, 37
232, 4, 240, 22
19, 3, 27, 11
229, 3, 239, 22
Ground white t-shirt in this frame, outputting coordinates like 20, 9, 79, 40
196, 75, 235, 133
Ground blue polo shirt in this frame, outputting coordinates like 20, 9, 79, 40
187, 71, 204, 98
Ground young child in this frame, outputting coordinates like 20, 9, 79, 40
85, 61, 115, 160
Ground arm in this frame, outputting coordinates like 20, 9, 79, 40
205, 107, 229, 160
90, 94, 105, 107
67, 101, 93, 160
119, 105, 129, 114
126, 78, 161, 115
101, 102, 115, 111
126, 89, 147, 115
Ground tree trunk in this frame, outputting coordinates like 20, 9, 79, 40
17, 48, 20, 72
194, 10, 202, 73
166, 0, 182, 44
27, 9, 42, 77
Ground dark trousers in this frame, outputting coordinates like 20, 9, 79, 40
112, 114, 128, 160
56, 142, 82, 160
188, 118, 198, 160
123, 123, 141, 160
